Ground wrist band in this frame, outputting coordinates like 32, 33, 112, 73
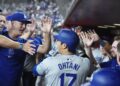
19, 43, 23, 50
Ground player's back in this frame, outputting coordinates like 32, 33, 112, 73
37, 54, 90, 86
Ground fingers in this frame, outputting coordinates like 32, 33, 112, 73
80, 31, 89, 39
27, 40, 36, 48
92, 29, 96, 34
80, 30, 94, 47
79, 31, 85, 39
87, 30, 94, 36
27, 47, 36, 55
23, 41, 36, 55
45, 16, 52, 24
30, 44, 36, 48
41, 16, 52, 25
41, 16, 52, 33
84, 32, 88, 38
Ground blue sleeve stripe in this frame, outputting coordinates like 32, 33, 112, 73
32, 65, 44, 76
32, 65, 39, 76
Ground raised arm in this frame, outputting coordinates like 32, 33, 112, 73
80, 31, 97, 65
37, 17, 52, 54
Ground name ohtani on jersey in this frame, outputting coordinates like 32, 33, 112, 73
58, 62, 80, 71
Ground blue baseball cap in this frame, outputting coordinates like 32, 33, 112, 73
90, 67, 120, 86
6, 15, 12, 21
7, 12, 31, 24
54, 28, 79, 52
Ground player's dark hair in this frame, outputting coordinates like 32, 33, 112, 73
61, 42, 78, 54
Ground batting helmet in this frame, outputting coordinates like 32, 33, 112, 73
90, 67, 120, 86
54, 28, 79, 52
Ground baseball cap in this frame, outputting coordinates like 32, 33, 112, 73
6, 15, 12, 21
90, 67, 120, 86
7, 12, 31, 24
54, 28, 79, 52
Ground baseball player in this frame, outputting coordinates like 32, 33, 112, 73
82, 66, 120, 86
90, 67, 120, 86
0, 12, 36, 86
33, 29, 90, 86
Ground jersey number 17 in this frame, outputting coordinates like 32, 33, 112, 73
60, 73, 77, 86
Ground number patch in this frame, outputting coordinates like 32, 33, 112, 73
60, 73, 77, 86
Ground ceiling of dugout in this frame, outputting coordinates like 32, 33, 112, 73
55, 0, 120, 27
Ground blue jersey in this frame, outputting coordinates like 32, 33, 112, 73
100, 58, 118, 68
0, 27, 8, 34
0, 32, 27, 86
23, 36, 42, 71
29, 36, 42, 52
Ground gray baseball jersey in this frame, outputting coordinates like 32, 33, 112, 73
35, 54, 90, 86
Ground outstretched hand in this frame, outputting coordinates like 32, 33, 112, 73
41, 16, 52, 33
80, 31, 94, 47
22, 40, 36, 55
87, 30, 100, 42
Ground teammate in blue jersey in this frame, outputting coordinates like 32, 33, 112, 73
0, 12, 52, 86
33, 29, 90, 86
22, 16, 52, 86
0, 12, 37, 86
100, 36, 120, 68
0, 14, 35, 54
23, 36, 43, 86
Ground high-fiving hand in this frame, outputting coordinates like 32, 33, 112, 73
80, 31, 94, 47
23, 40, 36, 55
87, 30, 100, 42
41, 16, 52, 33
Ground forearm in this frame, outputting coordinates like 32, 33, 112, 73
36, 53, 40, 64
37, 16, 52, 54
35, 53, 44, 64
37, 32, 51, 54
84, 46, 97, 65
0, 35, 20, 49
20, 32, 33, 39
